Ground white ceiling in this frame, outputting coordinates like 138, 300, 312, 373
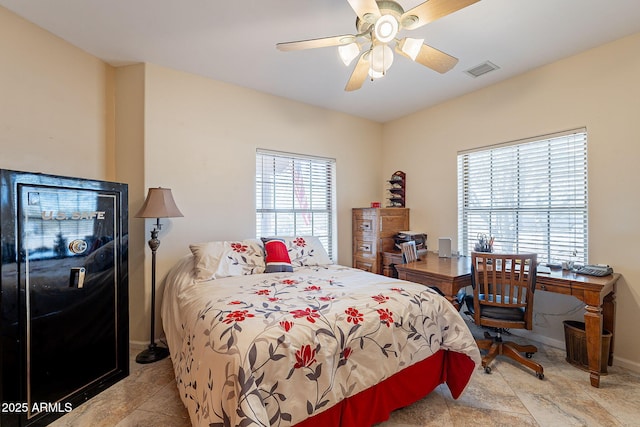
2, 0, 640, 123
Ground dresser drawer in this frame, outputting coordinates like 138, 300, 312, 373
353, 217, 375, 235
352, 207, 409, 276
353, 257, 375, 273
353, 237, 376, 257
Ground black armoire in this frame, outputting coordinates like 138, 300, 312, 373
0, 170, 129, 426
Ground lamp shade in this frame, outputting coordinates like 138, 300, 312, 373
399, 37, 424, 61
136, 187, 184, 218
368, 44, 394, 79
338, 42, 360, 66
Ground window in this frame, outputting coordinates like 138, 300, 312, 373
457, 129, 588, 264
256, 149, 336, 259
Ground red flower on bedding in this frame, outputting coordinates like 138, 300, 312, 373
319, 295, 334, 302
255, 289, 270, 296
377, 308, 394, 327
391, 287, 404, 293
280, 320, 294, 332
231, 242, 248, 252
294, 344, 316, 368
223, 310, 255, 324
268, 297, 280, 302
372, 294, 389, 304
280, 279, 298, 286
341, 347, 353, 361
305, 285, 321, 292
229, 301, 243, 305
345, 307, 364, 324
290, 307, 320, 323
293, 237, 306, 247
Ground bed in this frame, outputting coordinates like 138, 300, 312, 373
161, 237, 481, 427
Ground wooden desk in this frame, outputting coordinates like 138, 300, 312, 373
381, 249, 428, 278
395, 252, 619, 388
394, 252, 471, 304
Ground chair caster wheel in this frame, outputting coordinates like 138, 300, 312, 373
526, 352, 534, 358
484, 366, 492, 374
536, 372, 544, 380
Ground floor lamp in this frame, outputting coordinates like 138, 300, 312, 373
135, 187, 183, 363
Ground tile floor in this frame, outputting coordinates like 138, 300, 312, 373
51, 321, 640, 426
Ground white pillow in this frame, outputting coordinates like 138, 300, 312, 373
276, 236, 333, 267
189, 239, 265, 281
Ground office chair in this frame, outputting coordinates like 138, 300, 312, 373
464, 252, 544, 379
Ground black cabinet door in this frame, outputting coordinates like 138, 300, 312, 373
1, 170, 129, 426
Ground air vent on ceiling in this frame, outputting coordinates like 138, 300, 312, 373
465, 61, 500, 78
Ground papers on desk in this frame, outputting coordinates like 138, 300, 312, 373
537, 265, 551, 274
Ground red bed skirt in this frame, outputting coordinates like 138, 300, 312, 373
295, 349, 475, 427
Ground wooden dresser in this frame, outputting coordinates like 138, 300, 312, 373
352, 208, 409, 274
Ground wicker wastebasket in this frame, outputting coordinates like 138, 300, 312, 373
563, 320, 611, 374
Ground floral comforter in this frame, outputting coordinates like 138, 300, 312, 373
161, 258, 481, 427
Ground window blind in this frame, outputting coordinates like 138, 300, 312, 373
256, 149, 336, 259
457, 129, 588, 264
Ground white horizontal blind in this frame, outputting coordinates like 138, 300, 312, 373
457, 129, 588, 264
256, 149, 336, 259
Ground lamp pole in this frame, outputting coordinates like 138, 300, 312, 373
136, 220, 169, 363
135, 187, 182, 364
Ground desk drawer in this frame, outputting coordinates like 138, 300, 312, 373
400, 271, 432, 286
536, 281, 570, 295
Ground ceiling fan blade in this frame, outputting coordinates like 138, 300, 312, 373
346, 0, 380, 23
401, 0, 480, 30
395, 41, 458, 74
345, 52, 370, 91
277, 34, 357, 51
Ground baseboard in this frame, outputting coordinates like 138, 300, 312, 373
129, 336, 168, 349
129, 340, 147, 349
509, 329, 565, 350
611, 356, 640, 373
509, 329, 640, 374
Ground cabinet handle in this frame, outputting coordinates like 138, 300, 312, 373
69, 267, 86, 289
359, 244, 371, 252
360, 223, 370, 230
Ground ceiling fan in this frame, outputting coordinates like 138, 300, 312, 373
276, 0, 480, 91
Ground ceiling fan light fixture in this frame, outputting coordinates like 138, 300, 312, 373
276, 0, 477, 91
374, 14, 398, 43
368, 68, 385, 79
400, 37, 424, 61
338, 42, 361, 66
368, 44, 394, 78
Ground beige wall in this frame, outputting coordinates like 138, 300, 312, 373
0, 6, 383, 345
141, 62, 383, 267
382, 32, 640, 371
3, 3, 638, 371
114, 64, 147, 344
140, 64, 382, 341
0, 7, 114, 179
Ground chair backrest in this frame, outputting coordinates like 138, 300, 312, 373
401, 241, 418, 263
470, 252, 537, 330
